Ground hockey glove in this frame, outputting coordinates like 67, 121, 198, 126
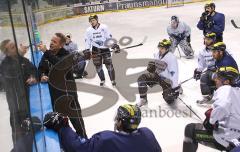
179, 32, 186, 41
44, 112, 69, 132
21, 116, 42, 132
170, 34, 182, 42
162, 86, 180, 104
147, 61, 156, 73
203, 108, 219, 132
111, 44, 121, 53
83, 49, 91, 60
193, 69, 202, 80
200, 12, 208, 21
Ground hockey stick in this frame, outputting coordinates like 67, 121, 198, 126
180, 76, 194, 85
231, 19, 240, 29
177, 46, 182, 58
178, 97, 203, 122
121, 36, 147, 50
179, 68, 212, 85
96, 36, 148, 56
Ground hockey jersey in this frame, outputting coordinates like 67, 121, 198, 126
64, 41, 78, 53
197, 47, 215, 71
197, 12, 225, 37
167, 21, 191, 39
210, 85, 240, 148
215, 52, 238, 71
154, 51, 179, 88
59, 127, 161, 152
85, 24, 112, 50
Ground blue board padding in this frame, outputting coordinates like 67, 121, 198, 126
30, 84, 46, 152
29, 49, 61, 152
31, 50, 42, 68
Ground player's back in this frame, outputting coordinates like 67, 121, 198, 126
97, 127, 161, 152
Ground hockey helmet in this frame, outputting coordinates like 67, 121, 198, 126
158, 39, 172, 49
212, 66, 239, 84
65, 33, 72, 39
89, 14, 98, 21
171, 15, 179, 23
210, 42, 226, 52
115, 104, 141, 132
205, 32, 216, 41
205, 2, 216, 10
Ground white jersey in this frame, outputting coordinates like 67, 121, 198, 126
197, 47, 215, 71
85, 24, 112, 50
167, 21, 191, 38
64, 41, 78, 53
210, 85, 240, 148
154, 51, 179, 88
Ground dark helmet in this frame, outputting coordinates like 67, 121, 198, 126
205, 32, 216, 41
171, 15, 179, 23
205, 2, 216, 10
158, 39, 172, 49
212, 66, 239, 84
115, 104, 141, 132
211, 42, 226, 52
89, 14, 98, 21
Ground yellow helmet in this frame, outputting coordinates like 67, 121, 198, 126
211, 42, 226, 51
158, 39, 172, 49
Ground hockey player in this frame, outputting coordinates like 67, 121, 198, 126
197, 2, 225, 42
44, 104, 162, 152
194, 32, 216, 104
84, 14, 120, 86
137, 39, 180, 106
64, 34, 88, 79
64, 33, 78, 53
196, 42, 239, 104
183, 67, 240, 152
167, 15, 194, 59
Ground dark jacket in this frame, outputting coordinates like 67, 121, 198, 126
59, 127, 162, 152
38, 48, 79, 109
197, 12, 225, 37
0, 55, 36, 112
215, 52, 238, 71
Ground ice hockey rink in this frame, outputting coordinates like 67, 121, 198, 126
1, 0, 240, 151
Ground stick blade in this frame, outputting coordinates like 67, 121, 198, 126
231, 19, 240, 29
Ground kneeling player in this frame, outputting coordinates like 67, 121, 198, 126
44, 104, 162, 152
196, 42, 239, 104
137, 39, 180, 106
183, 67, 240, 152
193, 32, 216, 104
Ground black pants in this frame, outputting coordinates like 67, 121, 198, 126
92, 46, 115, 81
200, 70, 215, 96
183, 123, 227, 152
49, 85, 87, 138
10, 111, 28, 146
73, 53, 86, 77
138, 72, 171, 99
0, 74, 3, 91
